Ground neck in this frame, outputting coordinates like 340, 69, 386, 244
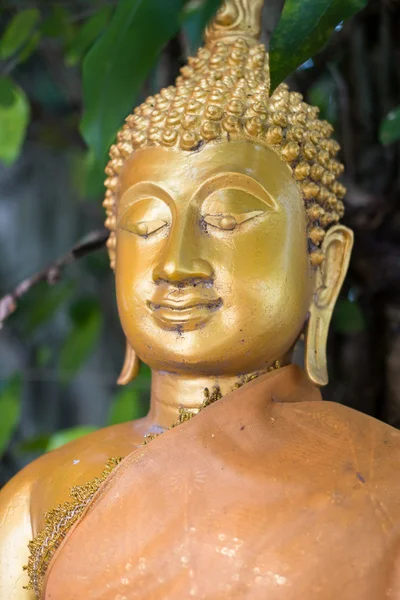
147, 368, 274, 431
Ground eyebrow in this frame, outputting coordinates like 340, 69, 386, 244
194, 172, 277, 210
118, 182, 173, 217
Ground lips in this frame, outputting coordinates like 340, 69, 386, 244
147, 290, 222, 330
148, 298, 222, 311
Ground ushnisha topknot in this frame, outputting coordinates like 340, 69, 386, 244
103, 0, 346, 269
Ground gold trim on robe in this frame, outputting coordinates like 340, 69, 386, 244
24, 458, 122, 598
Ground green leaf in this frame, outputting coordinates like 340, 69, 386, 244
18, 30, 41, 64
18, 433, 51, 454
380, 107, 400, 146
66, 6, 113, 67
80, 0, 187, 162
0, 374, 22, 456
59, 299, 102, 383
307, 74, 338, 128
46, 426, 98, 452
20, 280, 75, 336
134, 363, 152, 393
0, 77, 14, 106
182, 0, 221, 54
41, 6, 72, 41
35, 345, 52, 368
333, 299, 365, 334
0, 77, 30, 165
269, 0, 368, 91
69, 297, 98, 325
0, 8, 40, 60
83, 148, 108, 198
108, 386, 146, 425
19, 426, 98, 454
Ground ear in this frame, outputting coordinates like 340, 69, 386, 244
117, 339, 140, 385
305, 225, 354, 386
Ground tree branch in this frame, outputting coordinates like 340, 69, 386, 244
0, 229, 109, 327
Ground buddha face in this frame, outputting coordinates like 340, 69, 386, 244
115, 139, 314, 375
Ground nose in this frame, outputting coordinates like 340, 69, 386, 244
153, 214, 213, 284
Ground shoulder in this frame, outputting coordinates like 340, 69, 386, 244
0, 462, 33, 599
2, 418, 147, 534
279, 399, 400, 490
277, 396, 400, 446
0, 418, 146, 599
312, 399, 400, 450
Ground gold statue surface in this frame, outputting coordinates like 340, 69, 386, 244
1, 1, 400, 599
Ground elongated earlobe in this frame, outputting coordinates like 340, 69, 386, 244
117, 340, 140, 385
305, 225, 353, 386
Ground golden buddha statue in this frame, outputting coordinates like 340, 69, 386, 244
2, 1, 400, 598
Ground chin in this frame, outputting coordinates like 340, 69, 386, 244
130, 330, 279, 376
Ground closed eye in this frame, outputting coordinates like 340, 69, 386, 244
203, 211, 264, 231
119, 218, 168, 236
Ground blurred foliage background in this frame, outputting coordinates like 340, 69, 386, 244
0, 0, 399, 486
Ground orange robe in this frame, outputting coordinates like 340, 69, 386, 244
44, 366, 400, 599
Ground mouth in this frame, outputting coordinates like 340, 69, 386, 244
147, 297, 222, 330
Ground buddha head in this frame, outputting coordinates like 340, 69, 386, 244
102, 0, 353, 387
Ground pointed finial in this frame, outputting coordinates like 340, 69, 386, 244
205, 0, 264, 46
